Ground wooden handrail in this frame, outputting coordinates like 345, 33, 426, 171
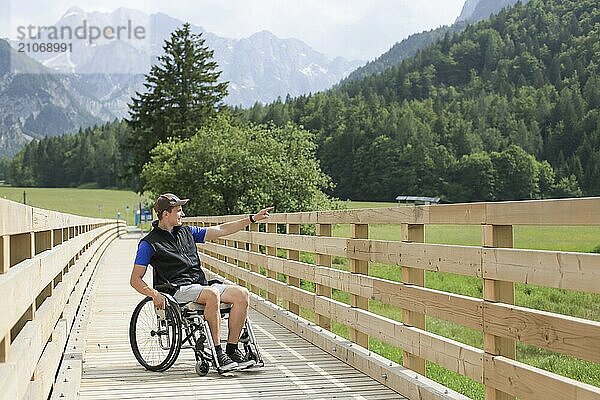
185, 196, 600, 400
185, 197, 600, 226
0, 199, 126, 400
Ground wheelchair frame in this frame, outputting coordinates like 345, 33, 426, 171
129, 293, 264, 375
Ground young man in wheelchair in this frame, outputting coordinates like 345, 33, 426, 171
130, 193, 272, 372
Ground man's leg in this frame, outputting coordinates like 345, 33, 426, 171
196, 286, 221, 346
220, 285, 254, 368
220, 285, 250, 343
196, 286, 240, 371
175, 284, 236, 371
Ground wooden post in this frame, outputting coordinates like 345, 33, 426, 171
214, 222, 222, 274
349, 223, 369, 348
0, 231, 12, 359
202, 222, 210, 261
401, 223, 426, 375
203, 223, 212, 270
287, 224, 300, 315
222, 237, 230, 277
249, 223, 260, 294
483, 224, 515, 400
0, 235, 9, 274
236, 239, 246, 288
226, 238, 236, 282
266, 223, 278, 304
205, 222, 216, 272
316, 224, 332, 329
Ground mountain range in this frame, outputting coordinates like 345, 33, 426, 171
0, 7, 362, 157
0, 0, 529, 158
24, 7, 363, 109
0, 40, 109, 156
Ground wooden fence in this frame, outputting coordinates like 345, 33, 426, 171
0, 199, 126, 400
185, 197, 600, 400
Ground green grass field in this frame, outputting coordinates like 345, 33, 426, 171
0, 186, 148, 225
2, 187, 598, 397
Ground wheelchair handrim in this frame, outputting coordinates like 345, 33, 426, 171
129, 297, 182, 371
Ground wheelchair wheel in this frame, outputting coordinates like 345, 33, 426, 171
129, 296, 182, 372
195, 360, 210, 376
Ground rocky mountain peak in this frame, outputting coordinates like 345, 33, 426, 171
456, 0, 530, 23
62, 5, 85, 17
1, 7, 363, 157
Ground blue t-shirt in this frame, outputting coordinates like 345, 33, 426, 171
134, 226, 206, 267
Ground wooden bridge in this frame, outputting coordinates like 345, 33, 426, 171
1, 197, 600, 400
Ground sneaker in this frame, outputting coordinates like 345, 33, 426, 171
216, 352, 238, 373
227, 348, 256, 369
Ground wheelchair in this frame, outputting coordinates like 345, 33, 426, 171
129, 290, 264, 376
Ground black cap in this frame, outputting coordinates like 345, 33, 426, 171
153, 193, 189, 215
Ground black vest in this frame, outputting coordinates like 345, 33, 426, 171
142, 221, 207, 292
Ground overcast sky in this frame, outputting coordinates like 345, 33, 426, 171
2, 0, 466, 61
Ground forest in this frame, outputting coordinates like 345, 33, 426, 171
240, 0, 599, 201
5, 120, 132, 189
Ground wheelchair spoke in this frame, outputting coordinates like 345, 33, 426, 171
130, 297, 182, 371
138, 303, 166, 364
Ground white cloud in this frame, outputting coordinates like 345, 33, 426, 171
2, 0, 466, 60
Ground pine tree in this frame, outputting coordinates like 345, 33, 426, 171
126, 23, 228, 186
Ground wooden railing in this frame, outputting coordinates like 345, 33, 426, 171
185, 197, 600, 400
0, 199, 126, 400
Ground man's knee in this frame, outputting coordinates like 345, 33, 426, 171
199, 286, 220, 305
234, 286, 250, 306
224, 285, 249, 305
241, 286, 250, 300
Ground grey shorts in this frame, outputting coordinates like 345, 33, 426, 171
173, 283, 229, 303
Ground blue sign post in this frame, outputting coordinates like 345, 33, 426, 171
134, 209, 153, 225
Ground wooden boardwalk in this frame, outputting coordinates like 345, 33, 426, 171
78, 234, 403, 400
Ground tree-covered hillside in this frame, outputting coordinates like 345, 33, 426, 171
343, 23, 466, 83
8, 121, 132, 188
241, 0, 599, 202
345, 0, 530, 84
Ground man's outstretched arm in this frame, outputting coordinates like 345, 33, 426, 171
204, 206, 273, 242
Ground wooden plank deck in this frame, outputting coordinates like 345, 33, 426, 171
78, 234, 403, 399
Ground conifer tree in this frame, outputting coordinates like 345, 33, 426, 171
126, 23, 228, 185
